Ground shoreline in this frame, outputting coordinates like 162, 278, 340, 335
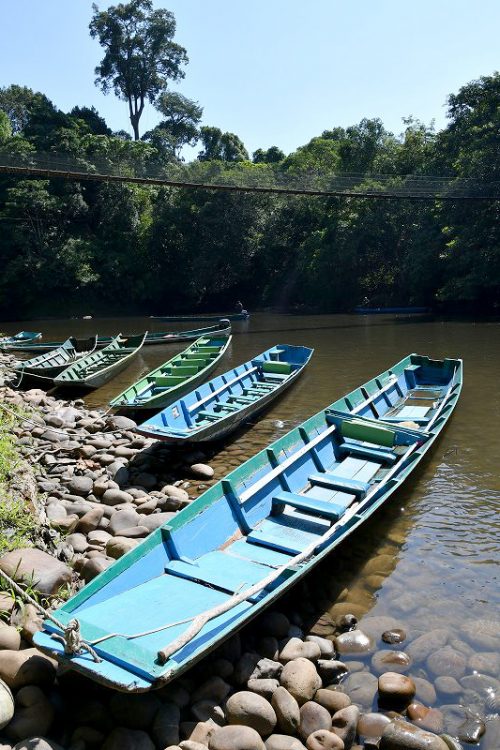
0, 360, 496, 749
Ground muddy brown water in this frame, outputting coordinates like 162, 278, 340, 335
6, 313, 500, 742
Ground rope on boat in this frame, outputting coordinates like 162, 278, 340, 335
0, 568, 102, 663
156, 438, 421, 664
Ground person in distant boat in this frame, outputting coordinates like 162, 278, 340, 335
235, 301, 244, 313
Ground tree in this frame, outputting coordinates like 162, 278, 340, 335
0, 112, 11, 142
70, 105, 111, 135
143, 91, 202, 159
89, 0, 188, 140
198, 126, 249, 162
253, 146, 285, 164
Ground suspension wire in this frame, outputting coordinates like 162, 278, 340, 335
0, 153, 499, 201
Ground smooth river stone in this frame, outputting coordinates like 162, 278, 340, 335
299, 702, 332, 741
357, 712, 392, 739
314, 689, 351, 713
0, 678, 14, 730
426, 646, 466, 679
0, 548, 71, 596
305, 636, 335, 658
271, 687, 300, 735
371, 650, 412, 675
331, 705, 359, 749
280, 638, 321, 663
379, 719, 449, 750
406, 629, 449, 662
460, 618, 500, 650
265, 735, 307, 750
342, 672, 378, 708
280, 658, 322, 705
209, 724, 265, 750
306, 730, 345, 750
382, 629, 407, 645
378, 673, 416, 709
334, 630, 374, 655
225, 691, 277, 736
247, 679, 280, 700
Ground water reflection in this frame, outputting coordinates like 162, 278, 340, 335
6, 313, 500, 744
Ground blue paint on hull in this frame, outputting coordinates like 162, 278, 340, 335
34, 353, 462, 691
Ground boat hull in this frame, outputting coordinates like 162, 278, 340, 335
136, 344, 313, 441
34, 353, 462, 692
109, 335, 231, 411
53, 334, 146, 391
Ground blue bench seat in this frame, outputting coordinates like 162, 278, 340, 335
338, 442, 397, 465
272, 491, 345, 521
308, 472, 370, 497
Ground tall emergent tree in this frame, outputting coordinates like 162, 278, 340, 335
89, 0, 188, 140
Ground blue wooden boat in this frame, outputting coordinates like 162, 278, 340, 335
153, 311, 249, 322
33, 353, 462, 692
0, 331, 42, 348
136, 344, 313, 443
354, 307, 430, 315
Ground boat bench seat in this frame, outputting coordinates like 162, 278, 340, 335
165, 551, 288, 603
272, 491, 345, 521
218, 403, 240, 412
263, 373, 289, 382
383, 405, 430, 424
338, 442, 397, 465
231, 395, 255, 404
197, 411, 221, 421
308, 472, 370, 497
262, 361, 293, 375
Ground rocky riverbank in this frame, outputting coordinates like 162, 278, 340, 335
0, 372, 497, 750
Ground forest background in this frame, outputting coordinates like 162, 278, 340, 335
0, 0, 498, 319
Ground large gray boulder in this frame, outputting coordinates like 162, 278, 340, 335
0, 548, 71, 596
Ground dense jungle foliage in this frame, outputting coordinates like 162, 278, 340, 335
0, 2, 498, 318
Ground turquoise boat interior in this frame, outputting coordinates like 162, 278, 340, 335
34, 354, 462, 692
137, 344, 313, 441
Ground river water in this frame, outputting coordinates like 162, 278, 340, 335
7, 313, 500, 743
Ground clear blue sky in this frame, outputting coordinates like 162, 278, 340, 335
1, 0, 499, 157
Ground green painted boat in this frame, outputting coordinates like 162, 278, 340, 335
3, 321, 232, 353
53, 333, 146, 390
13, 337, 98, 380
109, 334, 231, 410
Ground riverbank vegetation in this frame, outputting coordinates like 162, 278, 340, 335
0, 1, 498, 318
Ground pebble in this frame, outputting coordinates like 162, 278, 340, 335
0, 649, 56, 689
225, 691, 277, 736
378, 672, 416, 709
314, 690, 351, 713
379, 719, 449, 750
371, 649, 412, 675
5, 684, 54, 741
382, 628, 406, 644
306, 730, 345, 750
426, 646, 466, 679
0, 624, 21, 651
0, 678, 14, 730
272, 686, 300, 734
334, 630, 374, 655
280, 658, 322, 705
280, 638, 321, 663
357, 712, 391, 739
299, 701, 332, 740
265, 735, 307, 750
209, 724, 266, 750
0, 548, 72, 596
102, 727, 155, 749
331, 705, 359, 749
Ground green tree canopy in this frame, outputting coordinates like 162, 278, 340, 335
198, 126, 249, 162
89, 0, 188, 140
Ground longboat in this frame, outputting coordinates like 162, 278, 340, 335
137, 344, 313, 443
0, 331, 42, 348
53, 333, 146, 390
153, 311, 249, 322
4, 321, 231, 354
109, 334, 231, 411
34, 353, 462, 692
13, 337, 98, 381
